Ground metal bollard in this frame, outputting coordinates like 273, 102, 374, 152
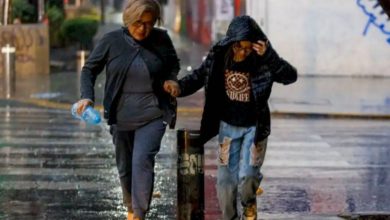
76, 50, 89, 97
76, 50, 89, 74
177, 129, 204, 220
1, 44, 16, 99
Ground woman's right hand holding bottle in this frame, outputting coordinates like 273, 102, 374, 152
76, 99, 94, 116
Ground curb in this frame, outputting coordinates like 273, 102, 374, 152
271, 111, 390, 120
2, 98, 390, 120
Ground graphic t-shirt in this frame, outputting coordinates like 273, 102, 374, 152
221, 59, 257, 127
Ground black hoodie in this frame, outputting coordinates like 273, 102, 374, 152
219, 15, 267, 46
179, 15, 297, 144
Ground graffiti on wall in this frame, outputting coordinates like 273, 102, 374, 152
0, 25, 49, 76
357, 0, 390, 44
0, 26, 46, 62
178, 153, 204, 175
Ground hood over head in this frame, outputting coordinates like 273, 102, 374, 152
217, 15, 267, 47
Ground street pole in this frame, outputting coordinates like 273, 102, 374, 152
100, 0, 105, 25
1, 44, 16, 99
38, 0, 44, 22
3, 0, 11, 25
77, 50, 89, 74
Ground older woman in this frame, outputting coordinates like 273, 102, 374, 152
75, 0, 180, 219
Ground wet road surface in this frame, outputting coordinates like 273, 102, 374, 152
0, 102, 389, 219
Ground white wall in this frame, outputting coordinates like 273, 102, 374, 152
247, 0, 390, 76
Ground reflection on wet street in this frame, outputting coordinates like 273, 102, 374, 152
199, 117, 390, 220
0, 102, 389, 219
0, 105, 123, 219
0, 103, 180, 219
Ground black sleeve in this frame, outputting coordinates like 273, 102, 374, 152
80, 34, 110, 101
178, 52, 212, 97
261, 43, 298, 85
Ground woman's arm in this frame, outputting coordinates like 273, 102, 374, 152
80, 34, 110, 102
178, 52, 212, 97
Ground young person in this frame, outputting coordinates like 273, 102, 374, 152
165, 15, 297, 220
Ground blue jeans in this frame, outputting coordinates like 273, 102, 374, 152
217, 121, 268, 220
111, 118, 166, 219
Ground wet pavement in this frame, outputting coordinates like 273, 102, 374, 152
1, 102, 389, 220
0, 25, 390, 219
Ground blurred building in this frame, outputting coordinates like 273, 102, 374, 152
163, 0, 390, 77
4, 0, 387, 77
163, 0, 247, 46
245, 0, 390, 77
0, 0, 50, 76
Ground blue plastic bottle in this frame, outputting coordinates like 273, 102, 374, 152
71, 103, 101, 125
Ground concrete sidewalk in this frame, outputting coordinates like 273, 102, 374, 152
1, 72, 389, 120
270, 76, 390, 118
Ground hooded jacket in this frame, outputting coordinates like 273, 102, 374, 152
178, 15, 297, 143
80, 27, 180, 128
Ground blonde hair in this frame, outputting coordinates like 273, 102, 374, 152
123, 0, 162, 27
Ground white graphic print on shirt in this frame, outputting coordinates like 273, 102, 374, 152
224, 69, 251, 102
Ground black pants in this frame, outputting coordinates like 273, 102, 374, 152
111, 118, 166, 219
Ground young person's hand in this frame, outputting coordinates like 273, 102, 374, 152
163, 80, 181, 97
252, 40, 268, 56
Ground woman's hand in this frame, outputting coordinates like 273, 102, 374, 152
163, 80, 181, 97
76, 99, 94, 116
252, 40, 268, 56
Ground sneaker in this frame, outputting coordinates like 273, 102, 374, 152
127, 211, 133, 220
241, 203, 257, 220
132, 214, 143, 220
256, 187, 264, 196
